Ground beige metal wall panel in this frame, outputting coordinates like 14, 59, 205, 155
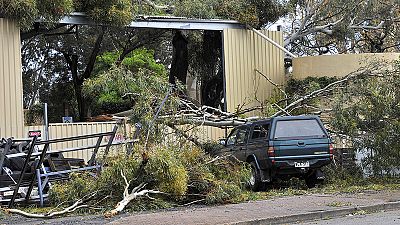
0, 19, 24, 138
163, 125, 226, 144
292, 53, 400, 79
223, 29, 285, 116
198, 126, 226, 142
25, 122, 127, 161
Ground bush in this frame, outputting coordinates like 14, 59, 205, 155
49, 142, 251, 210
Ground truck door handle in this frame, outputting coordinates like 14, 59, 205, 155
297, 141, 305, 146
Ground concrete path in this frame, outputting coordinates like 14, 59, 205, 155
109, 190, 400, 225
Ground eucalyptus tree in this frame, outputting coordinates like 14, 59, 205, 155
283, 0, 400, 55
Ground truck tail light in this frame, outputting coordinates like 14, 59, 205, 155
329, 144, 334, 159
268, 146, 275, 157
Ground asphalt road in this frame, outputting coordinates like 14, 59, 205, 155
294, 209, 400, 225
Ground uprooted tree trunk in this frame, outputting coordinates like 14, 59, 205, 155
104, 171, 163, 218
4, 192, 98, 219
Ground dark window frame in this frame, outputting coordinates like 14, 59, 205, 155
251, 124, 270, 140
273, 119, 326, 140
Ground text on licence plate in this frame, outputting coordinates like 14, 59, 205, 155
294, 161, 310, 168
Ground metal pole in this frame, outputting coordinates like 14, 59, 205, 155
44, 103, 49, 141
251, 28, 297, 58
36, 168, 43, 207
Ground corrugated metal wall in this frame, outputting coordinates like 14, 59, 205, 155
25, 122, 129, 161
0, 19, 24, 138
223, 29, 285, 115
199, 126, 226, 142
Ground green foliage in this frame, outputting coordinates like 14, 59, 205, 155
174, 0, 287, 27
0, 0, 132, 28
331, 60, 400, 175
94, 48, 166, 76
83, 48, 170, 117
82, 0, 133, 26
216, 0, 259, 27
147, 146, 188, 197
1, 0, 288, 30
174, 0, 218, 19
37, 0, 74, 20
284, 76, 339, 115
24, 104, 43, 125
0, 0, 73, 28
205, 157, 251, 204
50, 173, 96, 204
286, 76, 339, 97
0, 0, 38, 28
49, 143, 251, 209
322, 163, 364, 187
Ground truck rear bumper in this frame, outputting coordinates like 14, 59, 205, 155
272, 158, 331, 175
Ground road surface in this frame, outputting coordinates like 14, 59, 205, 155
294, 209, 400, 225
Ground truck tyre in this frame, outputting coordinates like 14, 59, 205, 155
305, 173, 318, 188
305, 170, 324, 188
249, 161, 263, 191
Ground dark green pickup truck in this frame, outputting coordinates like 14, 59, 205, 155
218, 116, 333, 191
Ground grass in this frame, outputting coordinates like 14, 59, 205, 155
0, 208, 4, 219
231, 176, 400, 203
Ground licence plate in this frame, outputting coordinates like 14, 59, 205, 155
294, 161, 310, 168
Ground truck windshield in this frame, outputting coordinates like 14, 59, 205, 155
274, 119, 325, 139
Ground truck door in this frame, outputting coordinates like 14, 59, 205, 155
247, 124, 270, 168
232, 127, 249, 161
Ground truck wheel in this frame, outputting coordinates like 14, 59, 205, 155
249, 162, 263, 191
305, 173, 319, 188
305, 170, 325, 188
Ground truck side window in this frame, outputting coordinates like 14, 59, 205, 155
226, 129, 238, 146
251, 124, 269, 139
236, 128, 248, 144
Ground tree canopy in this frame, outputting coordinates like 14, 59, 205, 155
284, 0, 400, 55
1, 0, 288, 29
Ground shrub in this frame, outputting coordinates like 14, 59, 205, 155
49, 142, 251, 210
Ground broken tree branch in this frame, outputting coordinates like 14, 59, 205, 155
272, 67, 379, 117
255, 69, 287, 99
4, 192, 97, 219
104, 171, 163, 217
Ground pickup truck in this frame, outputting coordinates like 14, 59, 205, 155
217, 116, 333, 191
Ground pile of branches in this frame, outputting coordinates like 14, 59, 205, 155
160, 67, 381, 129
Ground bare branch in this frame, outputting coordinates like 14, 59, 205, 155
104, 172, 164, 217
349, 21, 385, 30
255, 69, 287, 99
5, 192, 97, 219
272, 67, 381, 117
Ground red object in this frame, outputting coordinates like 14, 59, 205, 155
28, 130, 42, 137
268, 146, 275, 157
329, 144, 334, 159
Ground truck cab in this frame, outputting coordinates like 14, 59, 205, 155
219, 116, 333, 191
